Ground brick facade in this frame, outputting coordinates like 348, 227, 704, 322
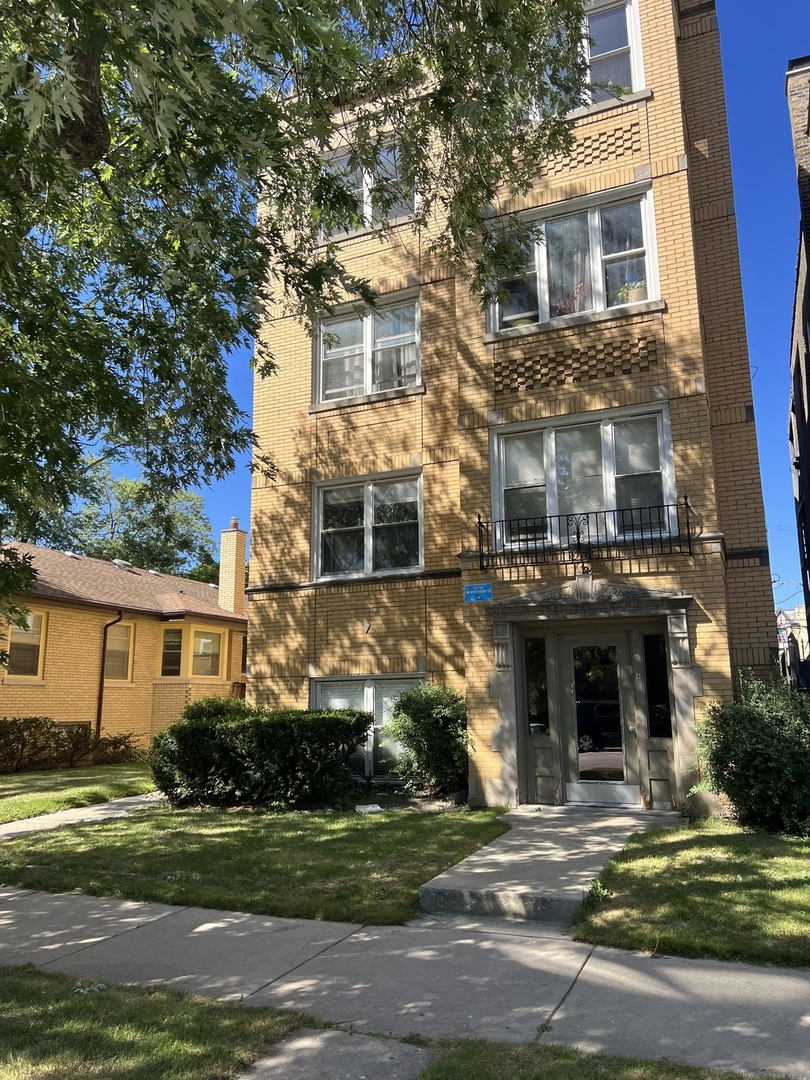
249, 0, 775, 809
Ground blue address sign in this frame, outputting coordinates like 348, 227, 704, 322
464, 583, 494, 603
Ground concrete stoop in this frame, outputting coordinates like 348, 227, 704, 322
418, 882, 581, 923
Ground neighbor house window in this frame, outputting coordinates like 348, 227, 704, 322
584, 0, 643, 104
318, 475, 422, 578
192, 631, 222, 677
323, 146, 415, 238
104, 623, 133, 681
318, 299, 420, 402
494, 190, 654, 330
493, 408, 675, 538
6, 611, 46, 678
161, 629, 183, 676
314, 677, 421, 778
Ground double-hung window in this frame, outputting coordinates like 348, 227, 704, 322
585, 0, 642, 104
319, 475, 422, 578
104, 623, 133, 681
6, 611, 46, 678
494, 409, 675, 541
314, 677, 421, 778
495, 190, 654, 330
324, 147, 415, 238
319, 299, 419, 403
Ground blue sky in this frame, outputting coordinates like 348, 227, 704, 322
199, 2, 810, 608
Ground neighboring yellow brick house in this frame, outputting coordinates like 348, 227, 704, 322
1, 521, 248, 746
248, 0, 775, 808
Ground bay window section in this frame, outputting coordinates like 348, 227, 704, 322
192, 630, 222, 677
319, 300, 419, 403
493, 190, 653, 331
320, 476, 422, 578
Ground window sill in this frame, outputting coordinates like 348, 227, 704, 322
569, 87, 653, 121
2, 677, 45, 685
484, 299, 666, 345
310, 383, 425, 413
316, 567, 424, 585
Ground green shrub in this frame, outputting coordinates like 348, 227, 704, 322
700, 673, 810, 836
0, 717, 146, 773
151, 704, 372, 808
382, 683, 470, 796
90, 732, 147, 764
0, 716, 67, 773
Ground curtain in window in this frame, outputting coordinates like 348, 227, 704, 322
546, 213, 593, 317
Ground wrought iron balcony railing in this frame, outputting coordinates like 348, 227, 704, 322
477, 498, 693, 570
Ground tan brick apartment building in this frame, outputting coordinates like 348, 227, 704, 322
248, 0, 775, 808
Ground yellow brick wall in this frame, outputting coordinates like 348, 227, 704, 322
1, 603, 246, 747
248, 0, 775, 798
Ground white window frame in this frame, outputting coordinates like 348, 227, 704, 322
314, 471, 424, 581
490, 404, 677, 544
316, 296, 421, 404
104, 622, 134, 682
312, 675, 423, 779
491, 186, 658, 332
323, 147, 416, 239
5, 609, 47, 680
585, 0, 645, 104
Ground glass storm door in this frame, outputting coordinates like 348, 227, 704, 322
563, 634, 639, 804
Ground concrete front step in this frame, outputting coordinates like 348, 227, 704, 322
418, 882, 582, 923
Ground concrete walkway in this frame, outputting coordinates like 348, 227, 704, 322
1, 799, 809, 1077
0, 792, 164, 838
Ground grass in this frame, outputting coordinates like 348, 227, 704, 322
0, 765, 156, 825
420, 1040, 787, 1080
573, 818, 810, 968
0, 968, 791, 1080
0, 804, 508, 923
0, 964, 307, 1080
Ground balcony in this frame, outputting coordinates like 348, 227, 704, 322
477, 499, 693, 570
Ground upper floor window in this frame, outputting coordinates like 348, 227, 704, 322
494, 190, 654, 331
324, 146, 415, 239
6, 611, 46, 678
586, 0, 642, 103
318, 475, 422, 578
318, 299, 420, 403
492, 407, 676, 539
104, 623, 133, 681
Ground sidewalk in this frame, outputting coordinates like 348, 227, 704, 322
1, 800, 809, 1078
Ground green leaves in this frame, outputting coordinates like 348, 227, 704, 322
1, 0, 587, 549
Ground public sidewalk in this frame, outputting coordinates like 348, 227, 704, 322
0, 799, 808, 1077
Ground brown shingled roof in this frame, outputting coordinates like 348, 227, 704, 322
5, 543, 246, 625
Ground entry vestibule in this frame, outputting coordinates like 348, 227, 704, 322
481, 578, 702, 810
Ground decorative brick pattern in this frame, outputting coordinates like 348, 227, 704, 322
543, 122, 642, 178
494, 335, 658, 392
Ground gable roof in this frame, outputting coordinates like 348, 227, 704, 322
5, 543, 246, 625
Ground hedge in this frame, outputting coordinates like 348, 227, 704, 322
151, 698, 372, 808
0, 716, 143, 773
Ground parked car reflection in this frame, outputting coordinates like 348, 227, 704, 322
576, 699, 622, 752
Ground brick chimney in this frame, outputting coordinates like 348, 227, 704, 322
218, 517, 246, 615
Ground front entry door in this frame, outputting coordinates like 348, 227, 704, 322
561, 633, 640, 804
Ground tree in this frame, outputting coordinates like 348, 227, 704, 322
0, 0, 589, 608
17, 466, 217, 576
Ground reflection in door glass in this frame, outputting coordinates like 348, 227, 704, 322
525, 639, 549, 734
643, 634, 672, 738
573, 645, 624, 782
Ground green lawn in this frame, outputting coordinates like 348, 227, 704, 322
0, 804, 508, 923
0, 967, 790, 1080
0, 965, 307, 1080
420, 1041, 787, 1080
573, 818, 810, 968
0, 765, 156, 825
